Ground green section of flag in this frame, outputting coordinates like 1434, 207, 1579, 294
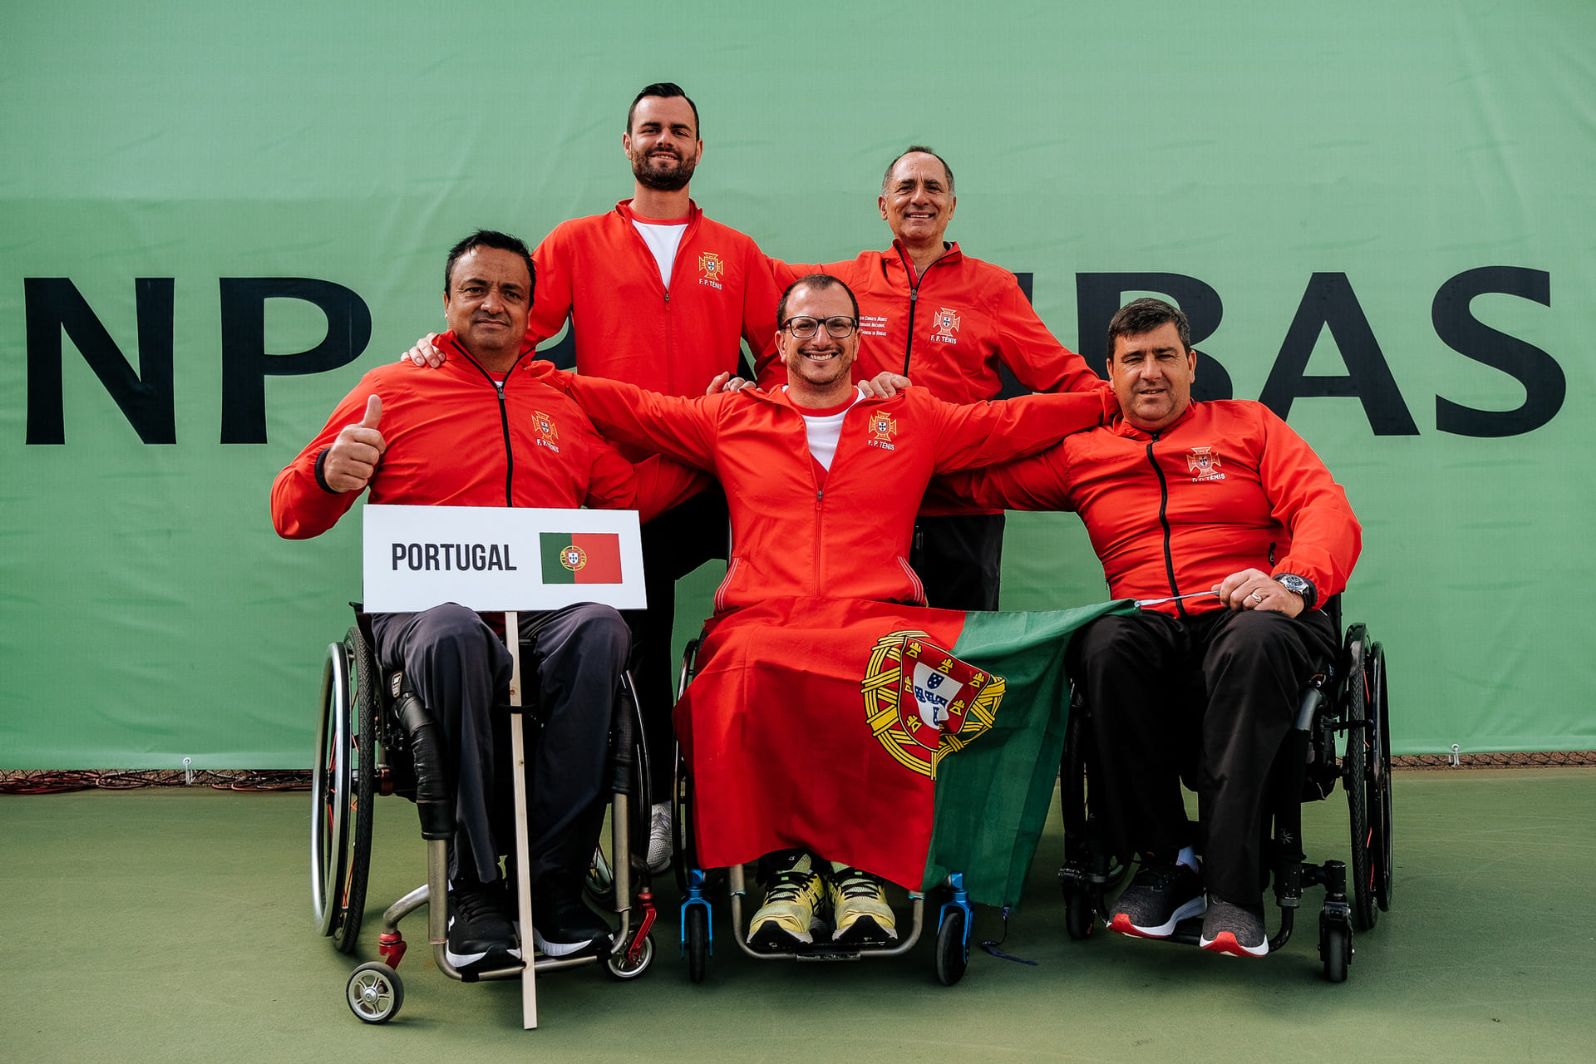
924, 599, 1138, 906
539, 533, 578, 584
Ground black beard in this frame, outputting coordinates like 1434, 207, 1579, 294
632, 153, 696, 192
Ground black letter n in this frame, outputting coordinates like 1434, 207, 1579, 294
25, 278, 176, 444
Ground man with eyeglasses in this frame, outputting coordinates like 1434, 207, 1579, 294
545, 274, 1114, 951
765, 147, 1103, 615
406, 83, 785, 875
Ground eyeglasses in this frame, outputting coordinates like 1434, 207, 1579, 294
781, 315, 858, 339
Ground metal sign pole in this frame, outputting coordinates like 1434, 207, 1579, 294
505, 610, 539, 1030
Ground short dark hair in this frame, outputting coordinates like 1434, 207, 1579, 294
444, 230, 535, 297
627, 82, 699, 136
881, 145, 955, 196
1106, 297, 1191, 358
777, 274, 859, 325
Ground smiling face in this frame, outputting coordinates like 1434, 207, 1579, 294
623, 95, 702, 193
443, 247, 531, 367
778, 282, 859, 400
1107, 321, 1197, 433
878, 151, 956, 248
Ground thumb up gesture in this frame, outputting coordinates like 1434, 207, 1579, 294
324, 395, 386, 493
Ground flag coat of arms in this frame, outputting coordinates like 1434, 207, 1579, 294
674, 595, 1135, 906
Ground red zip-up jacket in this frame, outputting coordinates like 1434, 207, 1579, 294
768, 242, 1105, 516
550, 373, 1115, 613
935, 401, 1362, 617
271, 334, 704, 540
529, 199, 784, 399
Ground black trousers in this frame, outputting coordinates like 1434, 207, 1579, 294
911, 512, 1006, 612
1067, 606, 1337, 906
371, 602, 629, 892
628, 487, 729, 801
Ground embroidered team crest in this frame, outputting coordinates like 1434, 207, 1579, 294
930, 307, 961, 344
532, 410, 561, 453
867, 413, 897, 451
1187, 445, 1225, 482
860, 630, 1005, 778
558, 545, 588, 573
697, 252, 725, 290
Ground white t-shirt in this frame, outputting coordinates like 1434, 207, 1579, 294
631, 220, 688, 288
793, 386, 865, 470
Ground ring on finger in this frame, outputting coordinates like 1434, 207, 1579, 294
1249, 590, 1264, 603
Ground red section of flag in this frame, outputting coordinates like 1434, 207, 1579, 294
673, 597, 967, 889
571, 532, 623, 584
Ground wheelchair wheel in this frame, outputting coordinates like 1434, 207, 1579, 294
1370, 643, 1394, 913
934, 907, 969, 986
347, 961, 404, 1024
1320, 922, 1350, 984
1341, 625, 1377, 933
604, 933, 656, 980
1064, 888, 1096, 941
671, 742, 700, 897
312, 627, 378, 954
685, 905, 709, 984
311, 640, 350, 937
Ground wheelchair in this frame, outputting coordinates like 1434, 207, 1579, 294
311, 609, 659, 1024
669, 637, 977, 987
1055, 601, 1392, 982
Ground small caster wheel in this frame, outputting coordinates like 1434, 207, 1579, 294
605, 933, 655, 980
347, 961, 403, 1024
1064, 890, 1096, 941
934, 907, 969, 986
685, 906, 709, 984
1320, 924, 1351, 984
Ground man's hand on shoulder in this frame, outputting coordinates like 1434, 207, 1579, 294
1213, 567, 1305, 618
400, 333, 445, 368
707, 371, 759, 395
323, 395, 386, 493
859, 371, 911, 399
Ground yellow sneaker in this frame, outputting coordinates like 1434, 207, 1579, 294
747, 853, 827, 950
828, 863, 897, 944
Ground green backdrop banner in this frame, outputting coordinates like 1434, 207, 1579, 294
3, 0, 1592, 767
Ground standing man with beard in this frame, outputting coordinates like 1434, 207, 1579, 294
411, 83, 783, 873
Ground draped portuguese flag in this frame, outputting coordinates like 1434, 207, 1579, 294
673, 596, 1136, 907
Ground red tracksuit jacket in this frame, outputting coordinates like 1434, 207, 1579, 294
937, 401, 1362, 616
271, 334, 703, 540
529, 199, 784, 398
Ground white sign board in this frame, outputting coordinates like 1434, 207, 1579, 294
362, 505, 646, 613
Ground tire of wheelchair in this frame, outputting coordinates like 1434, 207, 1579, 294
1370, 642, 1394, 914
311, 627, 377, 954
1341, 624, 1380, 934
934, 907, 969, 986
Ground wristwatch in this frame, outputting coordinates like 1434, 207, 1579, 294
1273, 573, 1317, 610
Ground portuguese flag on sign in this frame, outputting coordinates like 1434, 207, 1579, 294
674, 595, 1136, 906
539, 532, 623, 584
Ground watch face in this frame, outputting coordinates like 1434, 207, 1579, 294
1277, 574, 1309, 594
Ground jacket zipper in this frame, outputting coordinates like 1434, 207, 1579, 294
896, 245, 952, 377
1147, 434, 1184, 617
458, 348, 531, 506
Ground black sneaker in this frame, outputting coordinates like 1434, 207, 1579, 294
446, 881, 521, 971
1107, 862, 1206, 939
1198, 897, 1269, 957
532, 894, 611, 958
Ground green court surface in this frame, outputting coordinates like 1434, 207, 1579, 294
2, 768, 1591, 1063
